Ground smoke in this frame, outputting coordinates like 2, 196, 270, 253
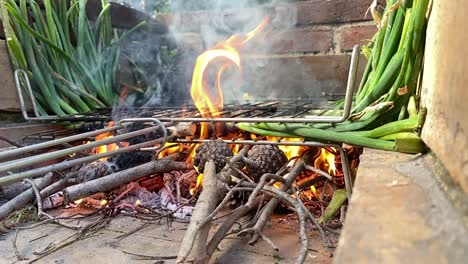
165, 0, 302, 105
112, 0, 334, 113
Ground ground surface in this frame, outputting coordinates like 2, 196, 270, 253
334, 149, 468, 264
0, 209, 338, 264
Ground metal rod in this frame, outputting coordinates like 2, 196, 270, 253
15, 69, 40, 120
0, 119, 167, 173
0, 138, 165, 186
153, 45, 359, 123
15, 46, 360, 124
0, 125, 123, 161
338, 147, 353, 200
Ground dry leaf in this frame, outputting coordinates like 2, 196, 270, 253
398, 86, 408, 95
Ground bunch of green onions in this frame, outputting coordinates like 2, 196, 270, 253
238, 0, 430, 154
0, 0, 143, 116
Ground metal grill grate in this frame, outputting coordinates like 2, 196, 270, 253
15, 46, 360, 124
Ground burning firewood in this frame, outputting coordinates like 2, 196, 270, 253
175, 144, 342, 264
177, 141, 245, 263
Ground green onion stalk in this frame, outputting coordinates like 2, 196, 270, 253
0, 0, 145, 116
238, 0, 430, 154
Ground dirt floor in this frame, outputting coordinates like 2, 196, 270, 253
0, 208, 339, 263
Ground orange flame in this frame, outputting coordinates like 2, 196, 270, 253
94, 122, 118, 160
315, 148, 337, 175
266, 137, 306, 161
188, 19, 269, 194
190, 172, 204, 196
190, 18, 269, 139
93, 122, 130, 160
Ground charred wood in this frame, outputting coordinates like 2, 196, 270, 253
63, 160, 190, 203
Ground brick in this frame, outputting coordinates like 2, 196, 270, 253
270, 29, 333, 53
0, 40, 22, 111
157, 10, 211, 33
337, 24, 377, 51
294, 0, 373, 25
241, 54, 360, 101
244, 28, 332, 54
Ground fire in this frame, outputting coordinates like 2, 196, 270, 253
190, 173, 204, 196
188, 18, 269, 194
94, 122, 119, 161
266, 137, 306, 160
315, 148, 337, 175
190, 18, 269, 138
100, 199, 108, 206
310, 185, 317, 197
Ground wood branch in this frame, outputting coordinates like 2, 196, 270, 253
165, 122, 238, 139
64, 160, 190, 203
0, 172, 59, 220
177, 146, 249, 263
167, 123, 197, 138
177, 160, 225, 263
206, 197, 263, 256
206, 172, 287, 252
240, 154, 308, 244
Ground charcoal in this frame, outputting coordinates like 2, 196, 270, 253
76, 162, 116, 183
123, 122, 165, 145
109, 151, 154, 171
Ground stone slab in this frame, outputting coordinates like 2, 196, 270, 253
421, 0, 468, 193
0, 211, 337, 263
334, 149, 468, 264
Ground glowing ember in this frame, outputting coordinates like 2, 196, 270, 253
135, 199, 142, 207
273, 181, 282, 189
310, 185, 318, 197
73, 199, 83, 205
100, 199, 108, 206
190, 18, 269, 138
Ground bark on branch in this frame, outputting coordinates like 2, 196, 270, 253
64, 160, 190, 203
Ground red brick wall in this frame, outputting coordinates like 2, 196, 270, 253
159, 0, 377, 54
158, 0, 377, 95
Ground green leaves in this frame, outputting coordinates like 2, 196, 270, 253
1, 0, 136, 115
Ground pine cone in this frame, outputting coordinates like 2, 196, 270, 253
193, 140, 233, 173
246, 145, 288, 180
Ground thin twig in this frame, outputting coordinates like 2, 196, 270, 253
13, 229, 28, 261
28, 215, 111, 263
24, 179, 81, 230
115, 196, 195, 240
122, 250, 177, 260
0, 135, 24, 148
260, 233, 279, 251
304, 165, 333, 181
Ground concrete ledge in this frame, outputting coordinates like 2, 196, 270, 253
334, 149, 468, 264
